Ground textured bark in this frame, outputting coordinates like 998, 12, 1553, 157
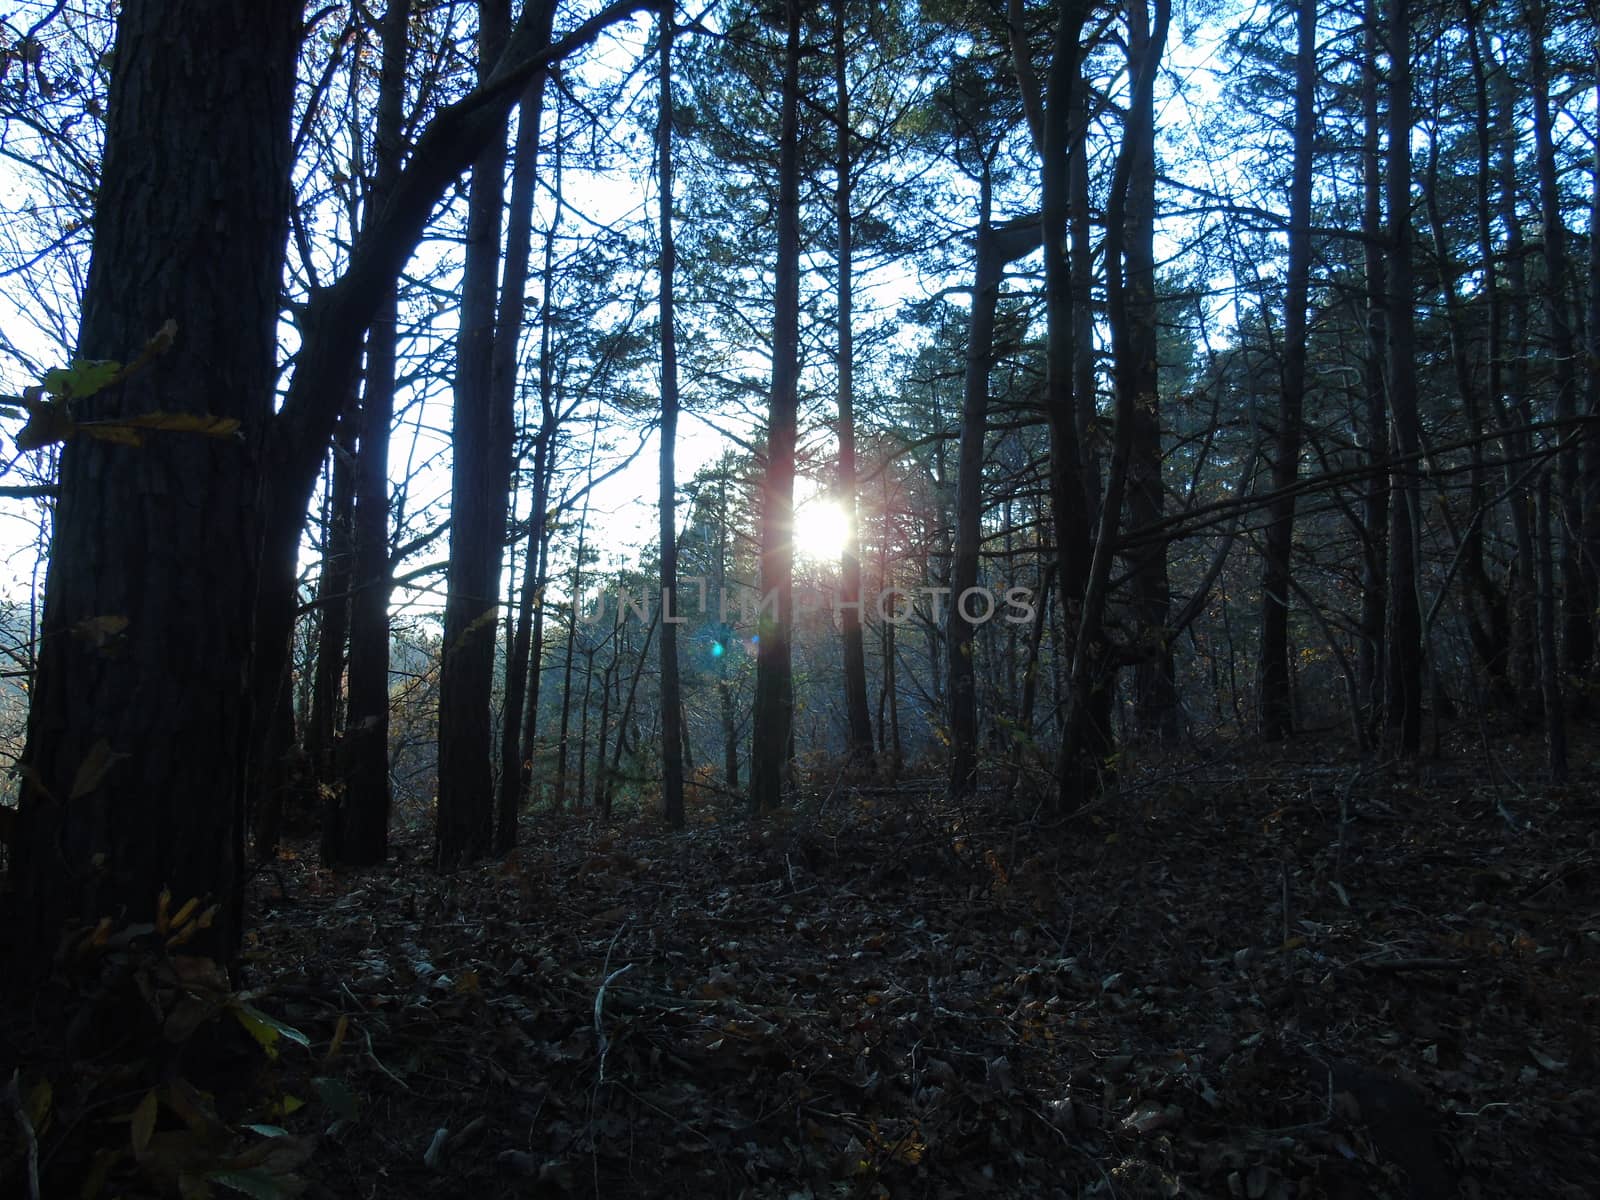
488, 54, 553, 851
1423, 97, 1511, 703
437, 0, 513, 871
716, 473, 740, 789
948, 185, 1038, 797
1536, 475, 1567, 777
1064, 0, 1170, 789
519, 167, 565, 796
307, 406, 358, 790
1383, 0, 1424, 753
834, 4, 874, 763
1038, 0, 1107, 808
1490, 31, 1539, 703
1524, 0, 1589, 678
659, 10, 686, 828
748, 0, 803, 814
338, 0, 411, 868
1357, 0, 1388, 722
10, 0, 299, 974
498, 419, 552, 850
1257, 0, 1316, 741
1124, 0, 1178, 743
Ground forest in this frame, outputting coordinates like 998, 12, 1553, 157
0, 0, 1597, 1195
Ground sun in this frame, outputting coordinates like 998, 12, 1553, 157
794, 497, 852, 564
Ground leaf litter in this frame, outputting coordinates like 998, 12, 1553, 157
242, 727, 1600, 1199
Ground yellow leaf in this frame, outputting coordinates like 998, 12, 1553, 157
131, 1090, 158, 1155
78, 423, 143, 446
168, 896, 199, 932
116, 411, 240, 437
156, 887, 172, 934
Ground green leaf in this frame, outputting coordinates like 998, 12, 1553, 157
42, 359, 121, 400
243, 1124, 290, 1138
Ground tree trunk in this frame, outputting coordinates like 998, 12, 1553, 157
1536, 472, 1568, 777
519, 131, 566, 799
10, 0, 299, 975
498, 417, 552, 850
1423, 100, 1511, 703
1383, 0, 1423, 753
488, 57, 553, 851
659, 8, 686, 828
436, 0, 514, 871
308, 406, 357, 789
1256, 0, 1315, 742
1490, 29, 1539, 704
250, 4, 637, 833
1124, 0, 1179, 743
1357, 0, 1388, 723
748, 0, 803, 814
1524, 0, 1589, 679
949, 182, 1039, 796
834, 3, 874, 763
1039, 0, 1107, 808
557, 408, 603, 808
1063, 0, 1170, 791
340, 0, 412, 868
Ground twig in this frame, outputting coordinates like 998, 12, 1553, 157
593, 962, 634, 1083
363, 1025, 410, 1090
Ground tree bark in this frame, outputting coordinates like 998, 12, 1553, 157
488, 57, 553, 851
341, 0, 412, 867
437, 0, 513, 871
834, 2, 874, 764
1038, 0, 1107, 808
11, 0, 299, 974
1257, 0, 1316, 742
1524, 0, 1589, 678
1383, 0, 1424, 753
659, 7, 686, 828
1124, 0, 1179, 743
307, 406, 357, 791
748, 0, 803, 814
1357, 0, 1388, 723
948, 181, 1038, 797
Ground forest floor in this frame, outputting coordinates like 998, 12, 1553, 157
8, 720, 1600, 1199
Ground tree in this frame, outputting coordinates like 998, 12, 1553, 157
1123, 0, 1179, 742
831, 0, 875, 765
1257, 0, 1317, 741
10, 0, 300, 970
339, 0, 411, 867
748, 0, 803, 814
658, 3, 686, 827
437, 0, 515, 871
1383, 0, 1423, 753
9, 0, 657, 974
